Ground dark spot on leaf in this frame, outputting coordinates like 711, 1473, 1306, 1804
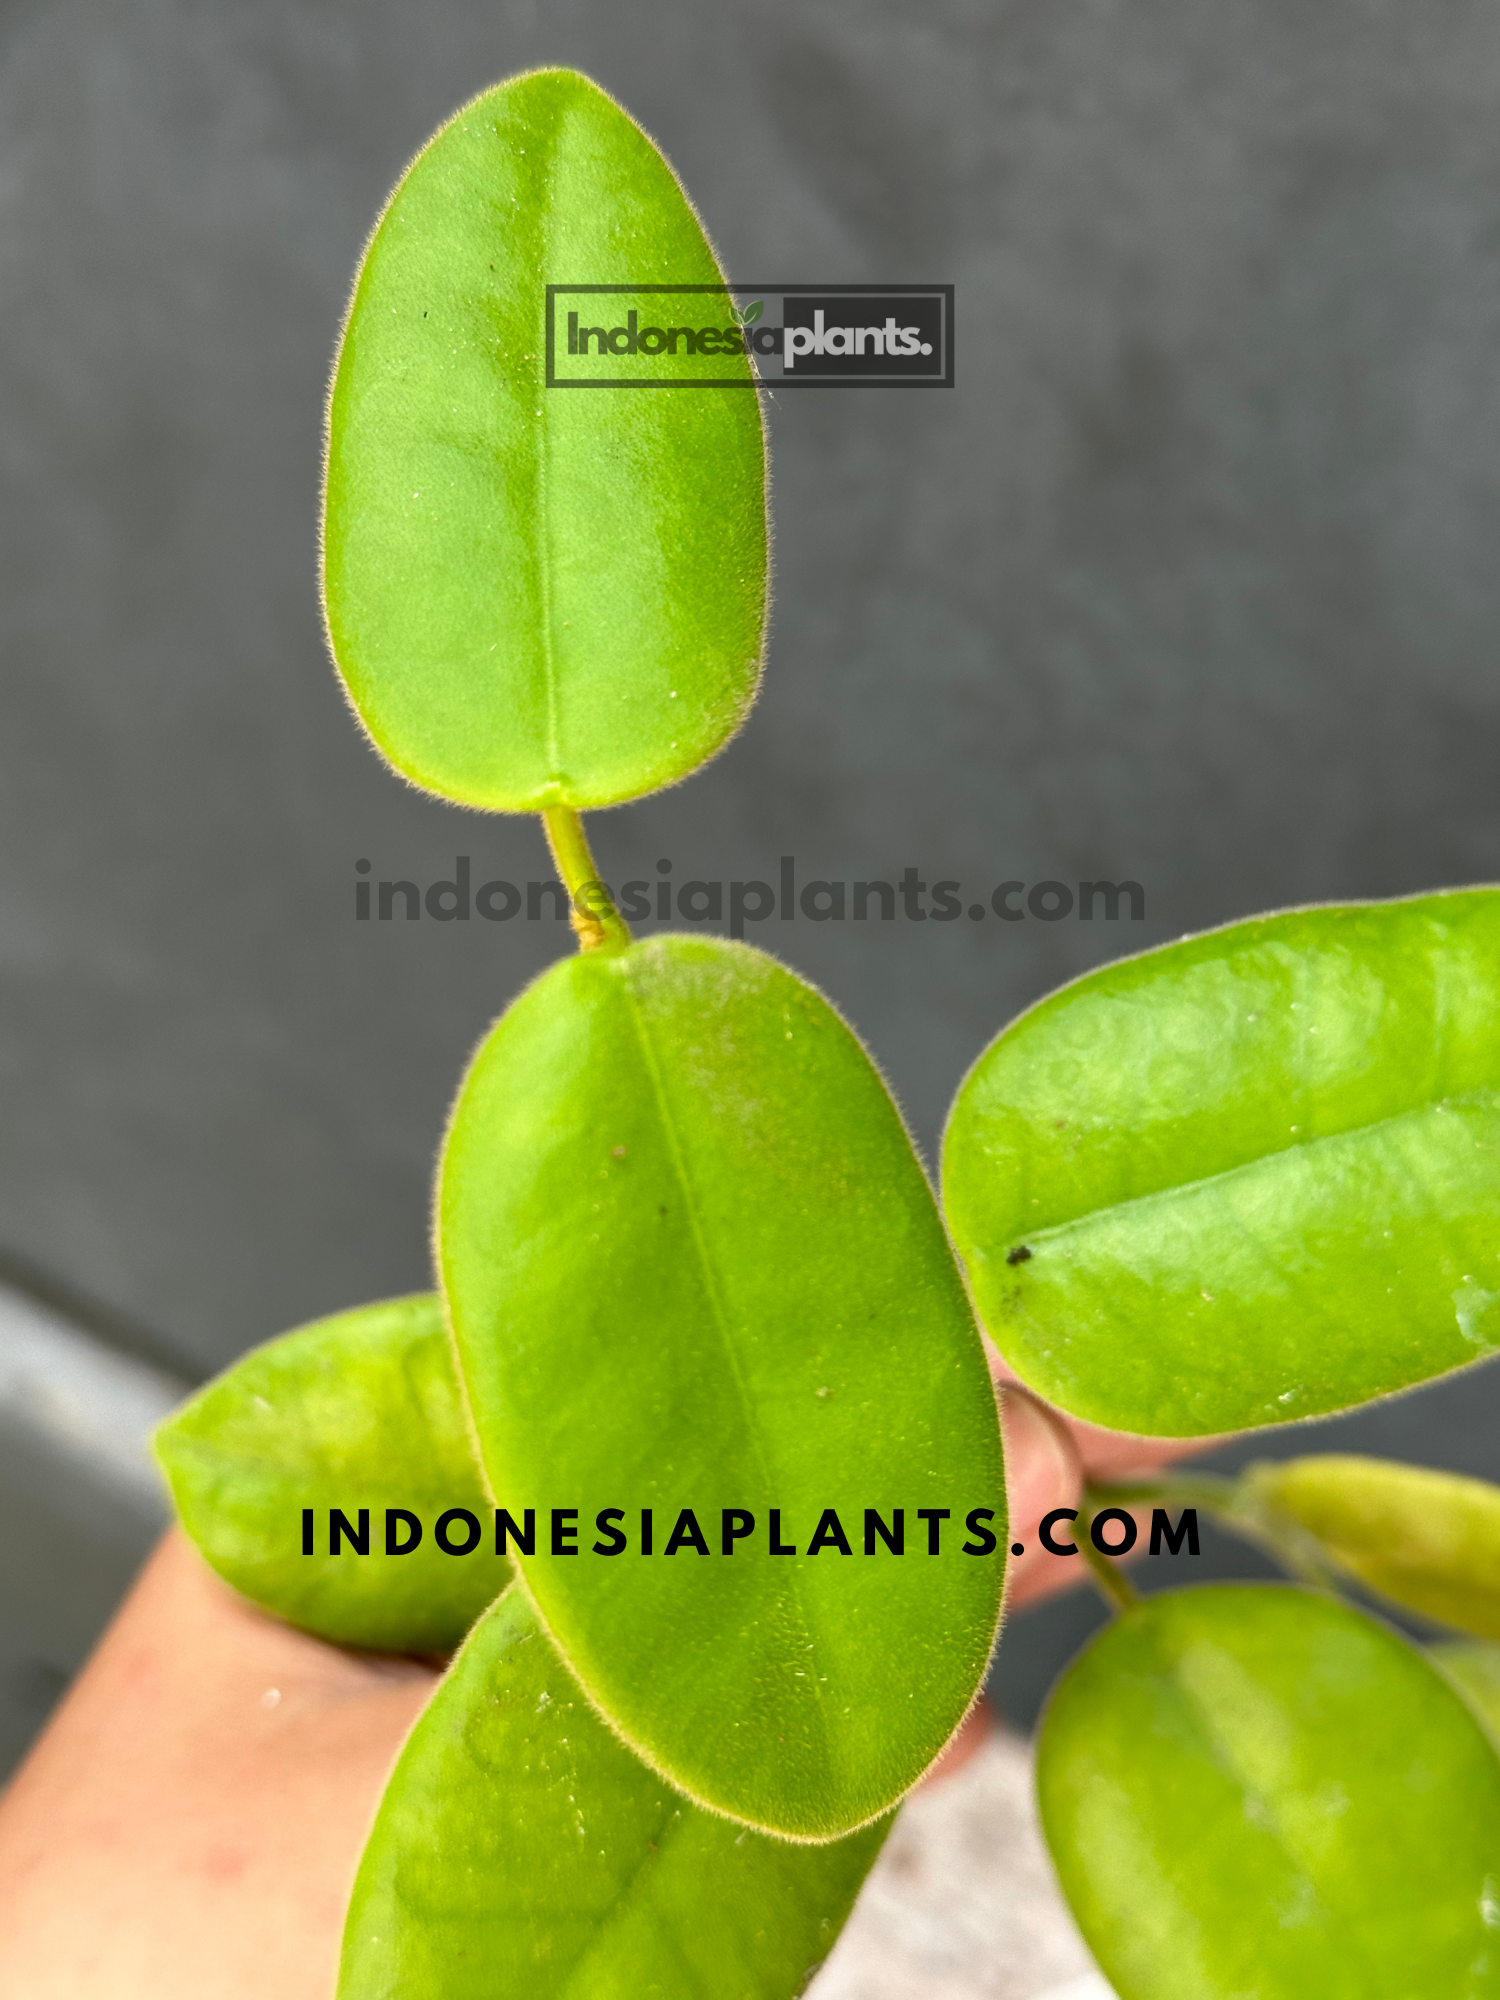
1006, 1245, 1032, 1266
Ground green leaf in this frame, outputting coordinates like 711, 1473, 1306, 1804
323, 68, 767, 812
155, 1295, 509, 1653
1247, 1455, 1500, 1640
438, 934, 1005, 1840
1434, 1640, 1500, 1740
943, 889, 1500, 1434
1038, 1585, 1500, 1999
339, 1586, 887, 2000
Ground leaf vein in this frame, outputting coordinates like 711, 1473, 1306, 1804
616, 958, 832, 1760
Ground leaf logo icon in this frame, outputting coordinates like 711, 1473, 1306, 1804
731, 299, 764, 327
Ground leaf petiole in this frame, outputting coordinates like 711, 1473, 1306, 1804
1076, 1493, 1142, 1615
542, 804, 632, 953
1085, 1471, 1343, 1594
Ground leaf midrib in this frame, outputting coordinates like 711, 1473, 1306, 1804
1015, 1087, 1500, 1255
533, 95, 562, 789
553, 1793, 698, 2000
1162, 1628, 1394, 1991
617, 957, 832, 1769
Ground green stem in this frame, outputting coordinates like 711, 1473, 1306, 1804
1076, 1493, 1141, 1615
1086, 1470, 1342, 1595
542, 806, 632, 954
1085, 1471, 1241, 1517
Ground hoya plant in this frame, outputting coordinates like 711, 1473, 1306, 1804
155, 67, 1500, 2000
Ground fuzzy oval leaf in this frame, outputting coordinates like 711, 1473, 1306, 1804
156, 1295, 508, 1653
339, 1586, 887, 2000
1038, 1585, 1500, 1999
944, 890, 1500, 1434
438, 934, 1005, 1840
323, 68, 766, 812
1249, 1454, 1500, 1641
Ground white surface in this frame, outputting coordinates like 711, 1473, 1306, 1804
0, 1282, 186, 1520
810, 1730, 1112, 2000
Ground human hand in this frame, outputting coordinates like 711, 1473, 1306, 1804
996, 1360, 1219, 1613
0, 1378, 1214, 1999
0, 1530, 436, 2000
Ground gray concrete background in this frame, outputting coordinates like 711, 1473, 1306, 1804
3, 0, 1500, 1766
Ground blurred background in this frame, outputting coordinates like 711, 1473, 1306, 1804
3, 0, 1500, 1780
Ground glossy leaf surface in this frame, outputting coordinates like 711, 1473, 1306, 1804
323, 68, 766, 811
439, 934, 1005, 1839
156, 1295, 508, 1653
339, 1587, 887, 2000
1038, 1585, 1500, 1999
944, 890, 1500, 1434
1250, 1454, 1500, 1640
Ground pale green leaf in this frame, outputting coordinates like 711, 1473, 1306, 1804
323, 68, 766, 812
338, 1585, 888, 2000
438, 934, 1005, 1840
1038, 1585, 1500, 1999
1249, 1454, 1500, 1640
156, 1295, 508, 1653
943, 890, 1500, 1434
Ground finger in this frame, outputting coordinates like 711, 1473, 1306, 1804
986, 1349, 1231, 1479
999, 1386, 1085, 1611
